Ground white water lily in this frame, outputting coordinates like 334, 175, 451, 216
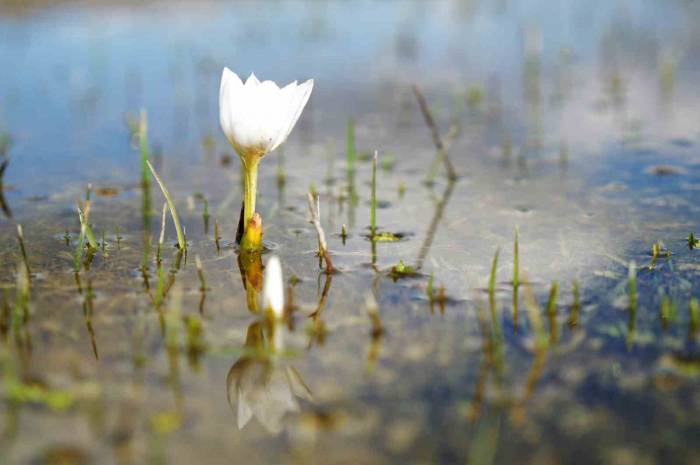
219, 68, 313, 234
263, 255, 284, 319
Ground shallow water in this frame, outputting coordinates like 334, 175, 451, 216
1, 1, 700, 464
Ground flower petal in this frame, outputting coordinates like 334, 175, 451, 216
270, 78, 313, 152
219, 69, 314, 158
219, 68, 244, 146
245, 73, 260, 87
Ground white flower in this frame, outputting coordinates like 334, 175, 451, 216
219, 67, 313, 164
263, 255, 284, 318
226, 322, 313, 434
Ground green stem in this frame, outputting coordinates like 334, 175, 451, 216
371, 151, 377, 236
243, 161, 259, 230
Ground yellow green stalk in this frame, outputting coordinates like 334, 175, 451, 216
242, 159, 259, 231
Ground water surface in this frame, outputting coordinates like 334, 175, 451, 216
1, 1, 700, 464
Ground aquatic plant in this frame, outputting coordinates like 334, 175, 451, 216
0, 157, 12, 218
649, 241, 670, 270
522, 281, 547, 352
202, 196, 210, 233
156, 202, 167, 264
139, 111, 150, 190
412, 84, 458, 182
389, 260, 417, 280
488, 247, 500, 301
80, 185, 99, 250
240, 213, 263, 252
690, 298, 699, 334
74, 205, 93, 271
660, 295, 677, 326
74, 198, 99, 271
370, 150, 378, 236
195, 255, 207, 292
346, 118, 356, 179
307, 193, 333, 272
146, 160, 186, 251
15, 225, 30, 278
487, 248, 504, 344
513, 228, 520, 288
219, 68, 313, 248
628, 261, 637, 313
214, 218, 221, 252
569, 280, 581, 327
12, 259, 30, 334
546, 281, 558, 317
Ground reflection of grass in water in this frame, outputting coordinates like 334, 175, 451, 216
214, 218, 221, 252
12, 259, 29, 335
627, 262, 637, 350
546, 281, 558, 344
569, 279, 581, 327
523, 280, 548, 352
488, 247, 504, 345
467, 415, 500, 465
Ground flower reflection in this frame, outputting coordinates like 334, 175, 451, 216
226, 322, 312, 434
237, 250, 264, 313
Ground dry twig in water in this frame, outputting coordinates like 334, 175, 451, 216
412, 84, 458, 181
307, 193, 334, 273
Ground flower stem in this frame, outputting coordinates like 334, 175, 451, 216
243, 161, 259, 230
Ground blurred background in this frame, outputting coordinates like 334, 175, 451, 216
1, 0, 699, 191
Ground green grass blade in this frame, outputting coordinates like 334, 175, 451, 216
146, 160, 186, 251
488, 247, 500, 300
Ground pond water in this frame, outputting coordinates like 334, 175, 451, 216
1, 1, 700, 464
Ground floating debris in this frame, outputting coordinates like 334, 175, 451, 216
307, 193, 334, 273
